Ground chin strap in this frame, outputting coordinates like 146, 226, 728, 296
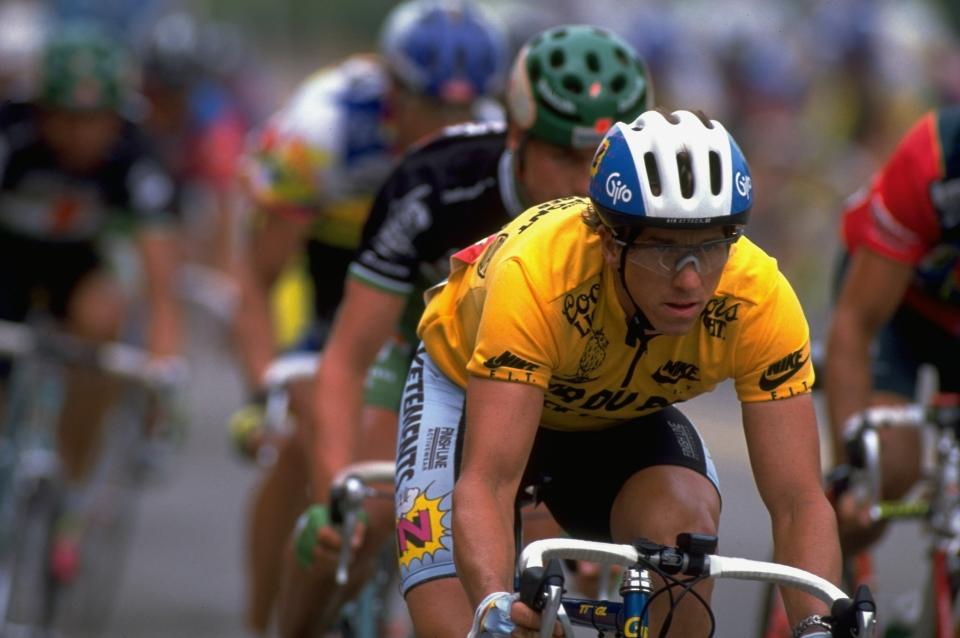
617, 244, 659, 388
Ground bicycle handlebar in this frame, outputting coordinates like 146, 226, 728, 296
519, 536, 875, 638
0, 319, 187, 391
261, 352, 319, 389
328, 461, 396, 586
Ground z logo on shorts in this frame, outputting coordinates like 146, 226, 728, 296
396, 487, 450, 569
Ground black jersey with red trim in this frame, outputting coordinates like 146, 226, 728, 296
347, 120, 522, 341
0, 101, 178, 242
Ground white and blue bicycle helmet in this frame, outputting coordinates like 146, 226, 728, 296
380, 0, 507, 104
589, 109, 753, 238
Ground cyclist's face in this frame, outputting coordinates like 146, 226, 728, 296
603, 226, 732, 335
517, 136, 594, 204
39, 108, 122, 173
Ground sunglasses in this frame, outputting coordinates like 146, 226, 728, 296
619, 230, 742, 276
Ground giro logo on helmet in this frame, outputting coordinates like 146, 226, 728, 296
605, 172, 633, 205
736, 171, 752, 198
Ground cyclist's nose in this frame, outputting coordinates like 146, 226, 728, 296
672, 257, 703, 288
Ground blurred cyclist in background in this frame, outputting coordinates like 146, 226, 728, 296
826, 106, 960, 552
287, 24, 653, 636
229, 1, 508, 633
0, 22, 181, 576
138, 11, 253, 315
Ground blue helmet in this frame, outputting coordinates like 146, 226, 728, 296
379, 0, 507, 104
589, 109, 752, 235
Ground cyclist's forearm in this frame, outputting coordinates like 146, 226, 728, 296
453, 477, 516, 605
147, 293, 182, 358
310, 366, 367, 501
825, 308, 874, 462
770, 494, 841, 625
232, 262, 279, 387
139, 230, 182, 357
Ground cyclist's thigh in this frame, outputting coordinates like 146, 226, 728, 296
395, 344, 464, 596
525, 405, 721, 542
65, 269, 126, 340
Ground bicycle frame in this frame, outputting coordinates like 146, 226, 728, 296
328, 461, 398, 638
842, 394, 960, 637
0, 319, 184, 635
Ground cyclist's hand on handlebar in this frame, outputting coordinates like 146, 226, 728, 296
833, 489, 886, 556
467, 592, 564, 638
293, 504, 366, 572
227, 399, 269, 460
510, 599, 564, 637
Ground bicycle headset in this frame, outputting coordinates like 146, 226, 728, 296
379, 0, 508, 104
39, 22, 132, 113
506, 24, 653, 149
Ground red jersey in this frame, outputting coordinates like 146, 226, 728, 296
841, 108, 960, 337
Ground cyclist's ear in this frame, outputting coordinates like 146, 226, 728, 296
598, 226, 620, 267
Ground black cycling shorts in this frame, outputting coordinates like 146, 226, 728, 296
0, 230, 101, 321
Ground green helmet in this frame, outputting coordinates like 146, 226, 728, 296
39, 23, 130, 112
506, 25, 652, 148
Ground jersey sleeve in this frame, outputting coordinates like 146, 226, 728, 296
466, 258, 559, 389
844, 112, 942, 264
348, 160, 434, 296
733, 271, 815, 402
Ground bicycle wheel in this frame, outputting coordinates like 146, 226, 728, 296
2, 476, 63, 633
54, 391, 151, 636
338, 543, 403, 638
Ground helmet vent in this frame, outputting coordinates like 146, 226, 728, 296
611, 74, 626, 93
549, 49, 565, 68
613, 47, 629, 66
529, 58, 542, 82
562, 75, 583, 94
551, 29, 568, 40
709, 151, 722, 195
643, 152, 662, 196
585, 52, 600, 72
677, 150, 694, 198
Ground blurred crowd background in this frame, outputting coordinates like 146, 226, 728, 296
4, 0, 959, 336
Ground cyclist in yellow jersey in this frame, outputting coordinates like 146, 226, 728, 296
399, 110, 840, 637
288, 24, 653, 635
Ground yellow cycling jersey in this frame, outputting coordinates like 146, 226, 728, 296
418, 197, 815, 430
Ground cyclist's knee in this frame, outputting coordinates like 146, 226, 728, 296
65, 272, 126, 342
405, 577, 472, 638
610, 465, 720, 544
